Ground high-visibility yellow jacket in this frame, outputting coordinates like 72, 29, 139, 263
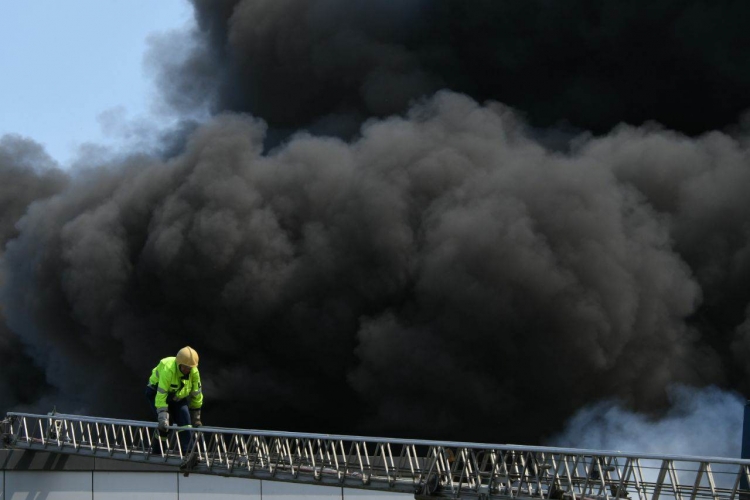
148, 356, 203, 410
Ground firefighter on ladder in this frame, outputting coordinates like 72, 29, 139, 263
145, 346, 203, 454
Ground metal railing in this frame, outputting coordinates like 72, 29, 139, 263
3, 411, 750, 500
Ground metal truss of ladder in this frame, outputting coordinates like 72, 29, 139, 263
3, 412, 750, 500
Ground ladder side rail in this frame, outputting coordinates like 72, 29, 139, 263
13, 412, 750, 467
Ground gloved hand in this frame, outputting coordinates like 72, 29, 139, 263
190, 409, 202, 427
157, 409, 170, 432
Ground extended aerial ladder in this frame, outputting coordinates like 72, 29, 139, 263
3, 411, 750, 500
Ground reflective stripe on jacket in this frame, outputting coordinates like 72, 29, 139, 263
148, 356, 203, 410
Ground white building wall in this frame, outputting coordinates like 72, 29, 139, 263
345, 488, 410, 500
263, 480, 342, 500
6, 471, 91, 500
1, 470, 412, 500
179, 474, 260, 499
94, 472, 177, 500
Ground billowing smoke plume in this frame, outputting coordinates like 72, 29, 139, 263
1, 1, 750, 447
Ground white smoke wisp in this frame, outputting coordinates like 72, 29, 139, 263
548, 385, 744, 458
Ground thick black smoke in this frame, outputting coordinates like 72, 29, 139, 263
1, 1, 750, 445
2, 92, 750, 443
163, 0, 750, 137
0, 136, 67, 410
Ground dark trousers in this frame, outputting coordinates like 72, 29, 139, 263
145, 385, 193, 454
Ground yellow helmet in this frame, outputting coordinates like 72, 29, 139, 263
176, 346, 199, 367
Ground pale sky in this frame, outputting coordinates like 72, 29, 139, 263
0, 0, 194, 166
